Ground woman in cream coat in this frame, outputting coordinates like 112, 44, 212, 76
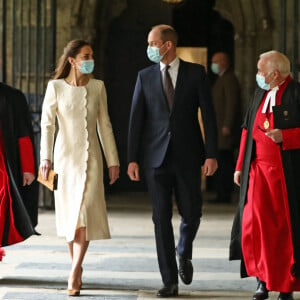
40, 39, 120, 296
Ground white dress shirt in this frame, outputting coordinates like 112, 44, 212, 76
160, 57, 180, 89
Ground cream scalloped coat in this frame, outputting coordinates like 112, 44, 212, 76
40, 79, 119, 242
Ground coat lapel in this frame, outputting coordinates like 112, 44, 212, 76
170, 59, 185, 115
256, 88, 266, 104
253, 88, 266, 116
150, 60, 185, 114
151, 63, 170, 112
174, 59, 185, 97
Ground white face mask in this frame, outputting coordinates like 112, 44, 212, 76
256, 72, 273, 90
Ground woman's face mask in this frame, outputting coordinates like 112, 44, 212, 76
77, 59, 94, 74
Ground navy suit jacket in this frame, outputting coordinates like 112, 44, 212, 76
128, 59, 218, 169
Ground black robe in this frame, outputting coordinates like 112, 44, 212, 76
0, 83, 38, 246
229, 79, 300, 277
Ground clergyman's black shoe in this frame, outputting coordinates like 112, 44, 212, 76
253, 280, 268, 300
178, 256, 193, 285
156, 284, 178, 298
278, 292, 294, 300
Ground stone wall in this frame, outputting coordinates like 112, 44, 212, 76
214, 0, 300, 112
53, 0, 300, 191
3, 0, 298, 192
56, 0, 98, 60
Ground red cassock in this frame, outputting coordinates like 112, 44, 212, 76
0, 129, 35, 261
236, 78, 300, 293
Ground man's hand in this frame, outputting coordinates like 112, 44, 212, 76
234, 170, 241, 187
108, 165, 120, 185
265, 129, 282, 143
202, 158, 218, 176
23, 172, 35, 186
127, 162, 140, 181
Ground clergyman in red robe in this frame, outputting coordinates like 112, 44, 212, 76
230, 51, 300, 300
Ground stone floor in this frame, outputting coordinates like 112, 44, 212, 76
0, 192, 299, 299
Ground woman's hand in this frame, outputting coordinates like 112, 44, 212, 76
108, 165, 120, 185
40, 159, 52, 180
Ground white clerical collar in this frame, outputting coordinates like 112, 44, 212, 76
261, 86, 279, 113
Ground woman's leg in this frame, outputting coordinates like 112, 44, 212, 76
67, 241, 74, 260
67, 227, 89, 290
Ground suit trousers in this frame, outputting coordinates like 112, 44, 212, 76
144, 146, 202, 285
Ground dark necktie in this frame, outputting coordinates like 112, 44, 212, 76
163, 65, 174, 110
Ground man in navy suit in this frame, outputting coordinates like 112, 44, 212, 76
127, 24, 218, 298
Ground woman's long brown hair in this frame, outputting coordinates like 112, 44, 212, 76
53, 39, 91, 79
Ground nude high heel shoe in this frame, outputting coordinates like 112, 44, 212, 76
78, 267, 83, 289
67, 273, 81, 297
67, 288, 80, 297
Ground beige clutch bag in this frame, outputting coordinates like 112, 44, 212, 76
37, 168, 58, 191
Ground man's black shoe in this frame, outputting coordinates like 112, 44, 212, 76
253, 280, 268, 300
178, 256, 193, 285
278, 292, 294, 300
156, 284, 178, 298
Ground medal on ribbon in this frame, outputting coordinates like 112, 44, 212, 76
264, 118, 270, 130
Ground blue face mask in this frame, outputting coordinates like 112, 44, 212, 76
256, 73, 270, 90
78, 60, 94, 74
147, 46, 163, 63
211, 63, 219, 74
